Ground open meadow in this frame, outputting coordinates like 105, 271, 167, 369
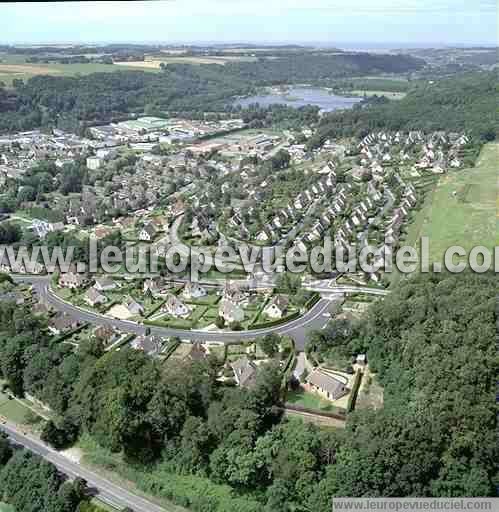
405, 142, 498, 262
0, 53, 157, 86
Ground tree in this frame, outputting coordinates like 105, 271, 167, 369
0, 432, 12, 466
41, 418, 79, 450
259, 334, 280, 357
0, 222, 22, 244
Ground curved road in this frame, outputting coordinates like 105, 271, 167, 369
14, 274, 388, 349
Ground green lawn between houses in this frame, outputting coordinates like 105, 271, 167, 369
0, 503, 14, 512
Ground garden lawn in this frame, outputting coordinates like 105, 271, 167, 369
286, 390, 338, 413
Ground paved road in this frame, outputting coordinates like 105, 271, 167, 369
14, 275, 387, 350
26, 277, 338, 349
0, 420, 171, 512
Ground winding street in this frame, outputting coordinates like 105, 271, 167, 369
13, 274, 388, 350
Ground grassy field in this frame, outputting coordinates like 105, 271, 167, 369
0, 390, 32, 424
412, 143, 498, 260
0, 503, 14, 512
0, 53, 157, 86
114, 55, 257, 68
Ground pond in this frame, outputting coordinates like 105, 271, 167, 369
234, 86, 363, 112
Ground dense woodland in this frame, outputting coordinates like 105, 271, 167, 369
307, 71, 498, 146
0, 271, 495, 511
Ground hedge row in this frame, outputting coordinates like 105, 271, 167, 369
248, 310, 300, 330
160, 337, 181, 361
347, 370, 363, 413
304, 292, 321, 310
144, 299, 167, 319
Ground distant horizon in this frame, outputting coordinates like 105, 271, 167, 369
1, 41, 497, 50
1, 1, 496, 47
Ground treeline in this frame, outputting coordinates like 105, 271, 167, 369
307, 71, 498, 146
0, 433, 88, 512
331, 77, 412, 93
223, 53, 424, 85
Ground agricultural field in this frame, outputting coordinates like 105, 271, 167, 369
114, 55, 257, 68
408, 143, 497, 261
0, 53, 156, 86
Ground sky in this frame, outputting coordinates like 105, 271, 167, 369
1, 0, 497, 47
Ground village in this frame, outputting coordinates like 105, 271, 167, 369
0, 114, 476, 423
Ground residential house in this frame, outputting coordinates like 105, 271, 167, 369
125, 297, 145, 316
31, 219, 64, 239
264, 295, 289, 320
131, 335, 163, 356
59, 271, 88, 289
49, 312, 79, 335
183, 282, 207, 300
182, 342, 208, 362
230, 356, 258, 388
143, 277, 171, 297
93, 325, 121, 346
219, 298, 244, 324
305, 369, 348, 401
84, 287, 108, 307
94, 277, 117, 292
139, 223, 158, 242
86, 156, 103, 170
163, 293, 191, 318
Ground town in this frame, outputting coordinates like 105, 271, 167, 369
0, 6, 496, 511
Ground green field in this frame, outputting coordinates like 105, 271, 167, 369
0, 503, 14, 512
410, 143, 498, 261
0, 53, 157, 87
0, 390, 32, 424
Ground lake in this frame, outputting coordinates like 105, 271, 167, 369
234, 87, 363, 112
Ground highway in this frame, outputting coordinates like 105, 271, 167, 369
0, 419, 172, 512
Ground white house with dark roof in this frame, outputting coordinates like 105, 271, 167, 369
183, 282, 207, 300
264, 295, 290, 319
163, 293, 191, 318
139, 223, 158, 242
